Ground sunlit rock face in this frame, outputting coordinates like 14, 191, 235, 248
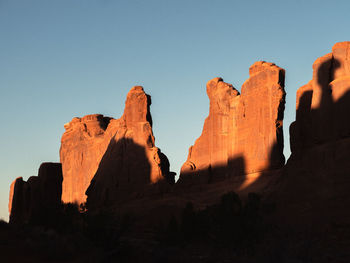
60, 86, 174, 207
180, 62, 286, 182
290, 41, 350, 151
60, 114, 112, 204
274, 42, 350, 227
9, 163, 62, 224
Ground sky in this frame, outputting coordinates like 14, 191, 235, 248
1, 0, 349, 221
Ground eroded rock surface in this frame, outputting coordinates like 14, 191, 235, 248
286, 41, 350, 184
60, 114, 112, 204
60, 86, 174, 207
180, 62, 286, 183
9, 163, 62, 224
290, 41, 350, 151
272, 41, 350, 233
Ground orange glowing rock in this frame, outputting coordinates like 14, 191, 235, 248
291, 41, 350, 152
273, 42, 350, 227
60, 114, 112, 204
180, 61, 286, 182
8, 178, 17, 215
60, 86, 174, 207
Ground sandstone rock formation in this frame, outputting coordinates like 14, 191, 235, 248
60, 86, 174, 207
60, 114, 112, 204
290, 41, 350, 151
180, 62, 285, 182
273, 41, 350, 230
9, 163, 62, 224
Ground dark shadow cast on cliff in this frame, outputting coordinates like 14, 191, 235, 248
290, 56, 350, 152
283, 54, 350, 208
177, 155, 246, 186
86, 137, 174, 210
10, 163, 63, 225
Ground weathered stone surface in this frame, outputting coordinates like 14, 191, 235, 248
60, 86, 174, 207
8, 177, 24, 223
290, 41, 350, 152
8, 178, 17, 216
272, 42, 350, 230
180, 61, 285, 182
60, 114, 112, 204
9, 163, 62, 224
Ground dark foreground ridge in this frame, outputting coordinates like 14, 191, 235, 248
4, 42, 350, 262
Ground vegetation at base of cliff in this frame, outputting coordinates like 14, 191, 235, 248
35, 202, 133, 248
0, 219, 8, 229
3, 203, 134, 262
157, 192, 270, 253
4, 192, 277, 261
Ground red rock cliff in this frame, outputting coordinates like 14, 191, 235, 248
60, 114, 112, 204
273, 42, 350, 230
9, 163, 62, 224
180, 61, 285, 182
290, 42, 350, 151
60, 86, 174, 206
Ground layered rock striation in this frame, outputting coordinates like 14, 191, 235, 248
180, 62, 286, 183
60, 86, 174, 207
9, 163, 63, 224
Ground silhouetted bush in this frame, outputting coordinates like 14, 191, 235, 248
0, 219, 8, 229
55, 202, 85, 233
157, 191, 265, 252
84, 209, 118, 248
181, 202, 196, 240
241, 193, 263, 246
23, 200, 131, 251
162, 215, 181, 245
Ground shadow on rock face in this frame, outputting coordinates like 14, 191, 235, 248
86, 137, 175, 210
274, 43, 350, 237
9, 163, 63, 225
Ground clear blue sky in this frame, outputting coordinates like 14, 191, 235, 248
1, 0, 349, 220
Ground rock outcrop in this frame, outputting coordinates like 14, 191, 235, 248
290, 42, 350, 151
180, 62, 285, 182
9, 163, 63, 224
60, 114, 112, 204
60, 86, 174, 207
273, 42, 350, 228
